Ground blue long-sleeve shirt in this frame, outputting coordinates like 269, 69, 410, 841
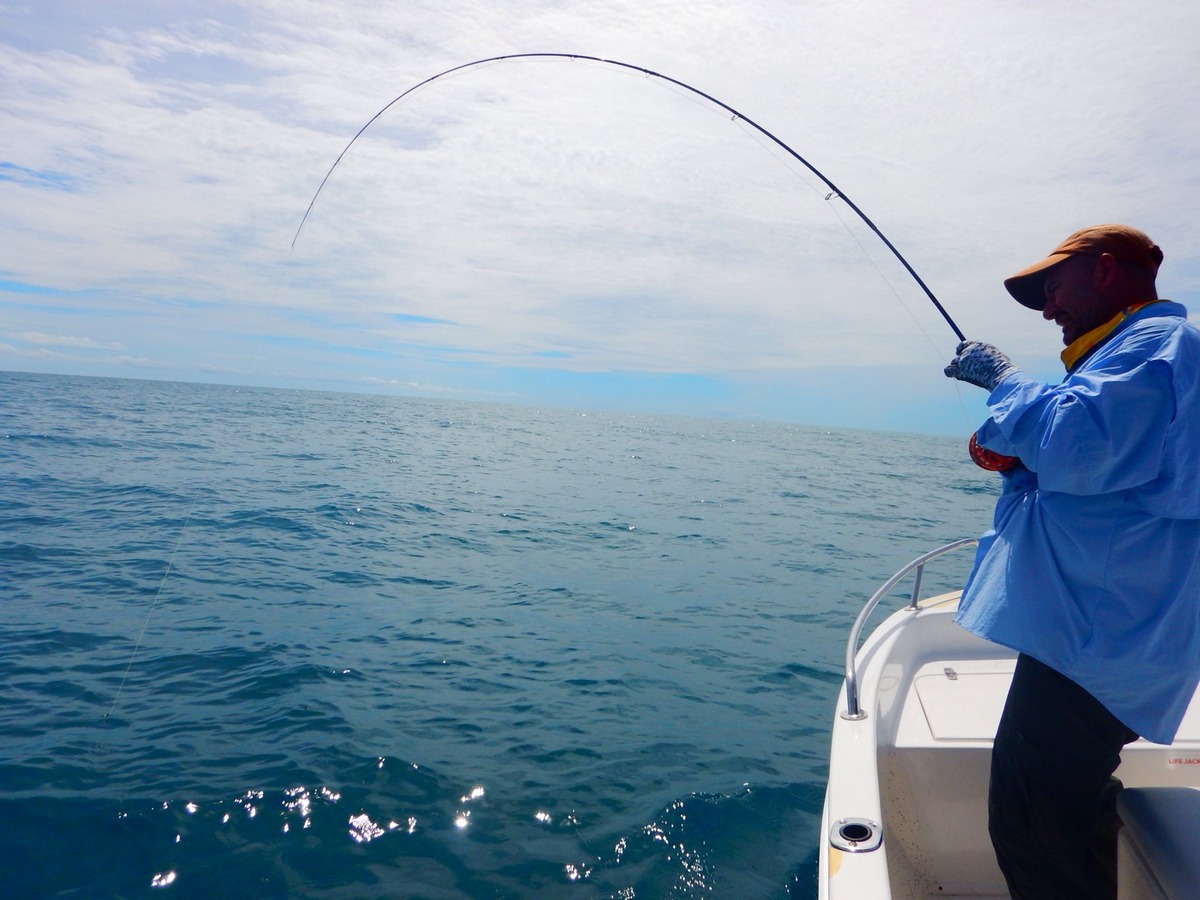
957, 300, 1200, 744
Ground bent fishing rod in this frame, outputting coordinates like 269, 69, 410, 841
294, 52, 967, 343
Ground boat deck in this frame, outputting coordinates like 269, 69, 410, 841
822, 577, 1200, 900
896, 653, 1200, 778
888, 651, 1200, 897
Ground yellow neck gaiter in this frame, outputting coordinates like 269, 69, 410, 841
1060, 300, 1164, 372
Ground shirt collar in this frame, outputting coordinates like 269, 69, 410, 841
1060, 300, 1166, 372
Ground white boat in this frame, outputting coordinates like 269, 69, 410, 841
819, 539, 1200, 899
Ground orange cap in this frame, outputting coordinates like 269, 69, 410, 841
1003, 224, 1163, 310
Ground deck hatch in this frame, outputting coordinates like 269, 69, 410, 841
912, 661, 1013, 742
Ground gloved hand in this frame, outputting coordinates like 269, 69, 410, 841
944, 341, 1018, 391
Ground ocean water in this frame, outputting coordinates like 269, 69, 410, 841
0, 371, 998, 898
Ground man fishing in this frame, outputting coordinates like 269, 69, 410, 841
943, 224, 1200, 899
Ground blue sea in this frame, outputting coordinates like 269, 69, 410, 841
1, 370, 998, 898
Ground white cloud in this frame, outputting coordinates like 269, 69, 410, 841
13, 332, 126, 350
2, 0, 1199, 426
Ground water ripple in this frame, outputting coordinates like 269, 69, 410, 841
0, 371, 998, 898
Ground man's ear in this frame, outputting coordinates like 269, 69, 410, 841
1094, 252, 1121, 289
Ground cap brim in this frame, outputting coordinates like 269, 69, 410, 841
1003, 253, 1072, 310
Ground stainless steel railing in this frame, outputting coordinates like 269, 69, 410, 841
840, 538, 978, 721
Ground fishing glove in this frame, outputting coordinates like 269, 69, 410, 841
943, 341, 1017, 391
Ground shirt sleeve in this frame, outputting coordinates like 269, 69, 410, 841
975, 336, 1175, 496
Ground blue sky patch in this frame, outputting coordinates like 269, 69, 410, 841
395, 313, 457, 326
0, 162, 78, 191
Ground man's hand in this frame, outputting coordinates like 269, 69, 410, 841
944, 341, 1018, 391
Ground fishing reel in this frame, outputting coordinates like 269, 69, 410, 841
969, 432, 1019, 472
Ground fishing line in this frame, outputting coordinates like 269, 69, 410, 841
292, 52, 967, 344
821, 197, 977, 431
823, 199, 942, 357
105, 513, 194, 723
725, 112, 954, 364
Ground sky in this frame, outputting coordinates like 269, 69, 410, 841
3, 0, 1199, 434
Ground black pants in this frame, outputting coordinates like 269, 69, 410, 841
989, 654, 1139, 899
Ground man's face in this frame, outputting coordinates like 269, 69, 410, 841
1042, 255, 1105, 345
